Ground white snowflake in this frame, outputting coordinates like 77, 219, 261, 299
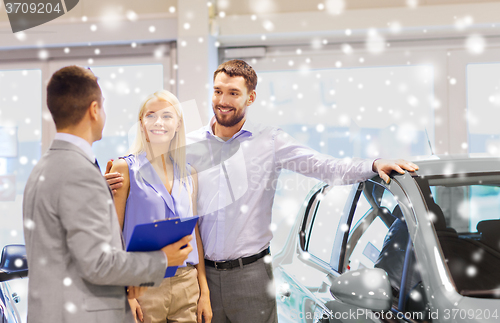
365, 29, 386, 54
126, 10, 138, 21
65, 302, 77, 314
24, 219, 36, 230
14, 258, 24, 268
465, 34, 486, 55
325, 0, 345, 15
63, 277, 72, 286
38, 50, 49, 60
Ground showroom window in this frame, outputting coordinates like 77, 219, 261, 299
51, 62, 167, 167
0, 43, 173, 322
466, 62, 500, 156
0, 67, 42, 323
0, 68, 42, 248
252, 64, 435, 159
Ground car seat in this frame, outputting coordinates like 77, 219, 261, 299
477, 219, 500, 253
415, 178, 500, 295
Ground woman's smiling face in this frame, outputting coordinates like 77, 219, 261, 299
141, 98, 180, 145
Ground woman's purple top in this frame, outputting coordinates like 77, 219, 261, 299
122, 153, 199, 267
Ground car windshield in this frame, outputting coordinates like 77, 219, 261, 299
421, 176, 500, 298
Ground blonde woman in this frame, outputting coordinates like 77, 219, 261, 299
109, 90, 212, 323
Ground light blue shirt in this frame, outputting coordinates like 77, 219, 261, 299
121, 153, 199, 267
54, 133, 95, 162
186, 118, 376, 261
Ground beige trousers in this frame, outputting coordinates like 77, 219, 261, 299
138, 266, 199, 323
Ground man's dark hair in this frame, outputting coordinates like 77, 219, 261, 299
214, 59, 257, 92
47, 65, 102, 129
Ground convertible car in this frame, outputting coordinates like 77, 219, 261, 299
0, 245, 28, 323
273, 156, 500, 322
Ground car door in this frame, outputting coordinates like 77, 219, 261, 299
310, 181, 394, 323
301, 183, 362, 322
277, 182, 391, 323
325, 179, 425, 323
275, 183, 358, 323
311, 179, 426, 323
276, 179, 424, 322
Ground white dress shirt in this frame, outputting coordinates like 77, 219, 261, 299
186, 117, 376, 261
54, 133, 95, 162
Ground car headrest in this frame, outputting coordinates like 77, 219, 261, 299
414, 177, 447, 231
427, 202, 447, 231
477, 219, 500, 252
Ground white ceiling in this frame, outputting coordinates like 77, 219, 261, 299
215, 0, 500, 15
0, 0, 176, 23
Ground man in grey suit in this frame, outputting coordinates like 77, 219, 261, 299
22, 65, 193, 323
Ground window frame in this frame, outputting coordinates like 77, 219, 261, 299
1, 43, 175, 153
299, 183, 363, 273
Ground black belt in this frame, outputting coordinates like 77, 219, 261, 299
205, 248, 270, 270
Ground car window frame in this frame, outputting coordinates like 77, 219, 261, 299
380, 175, 430, 318
348, 177, 426, 315
299, 183, 362, 273
340, 180, 393, 273
299, 185, 325, 252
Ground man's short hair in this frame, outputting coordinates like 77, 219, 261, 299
47, 65, 102, 129
214, 59, 257, 92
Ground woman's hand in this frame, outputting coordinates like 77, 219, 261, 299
127, 286, 148, 299
128, 298, 144, 323
197, 291, 212, 323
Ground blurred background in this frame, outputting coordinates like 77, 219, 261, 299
2, 0, 500, 320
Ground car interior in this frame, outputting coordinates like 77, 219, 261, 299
342, 182, 395, 272
369, 176, 500, 322
300, 176, 500, 323
356, 181, 430, 320
344, 182, 424, 309
415, 177, 500, 299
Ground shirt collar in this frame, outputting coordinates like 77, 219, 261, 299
204, 116, 255, 139
54, 133, 95, 161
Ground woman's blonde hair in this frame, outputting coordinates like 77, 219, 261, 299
128, 90, 190, 193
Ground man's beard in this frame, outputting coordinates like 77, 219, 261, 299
213, 104, 246, 127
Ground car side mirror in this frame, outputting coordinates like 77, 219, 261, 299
0, 244, 28, 282
330, 268, 393, 312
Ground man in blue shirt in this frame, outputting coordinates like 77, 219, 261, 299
107, 60, 418, 323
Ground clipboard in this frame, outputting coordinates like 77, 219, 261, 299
126, 216, 199, 278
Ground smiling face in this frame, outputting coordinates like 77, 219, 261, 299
140, 98, 180, 146
212, 72, 256, 129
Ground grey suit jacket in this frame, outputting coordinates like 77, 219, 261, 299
23, 140, 167, 323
